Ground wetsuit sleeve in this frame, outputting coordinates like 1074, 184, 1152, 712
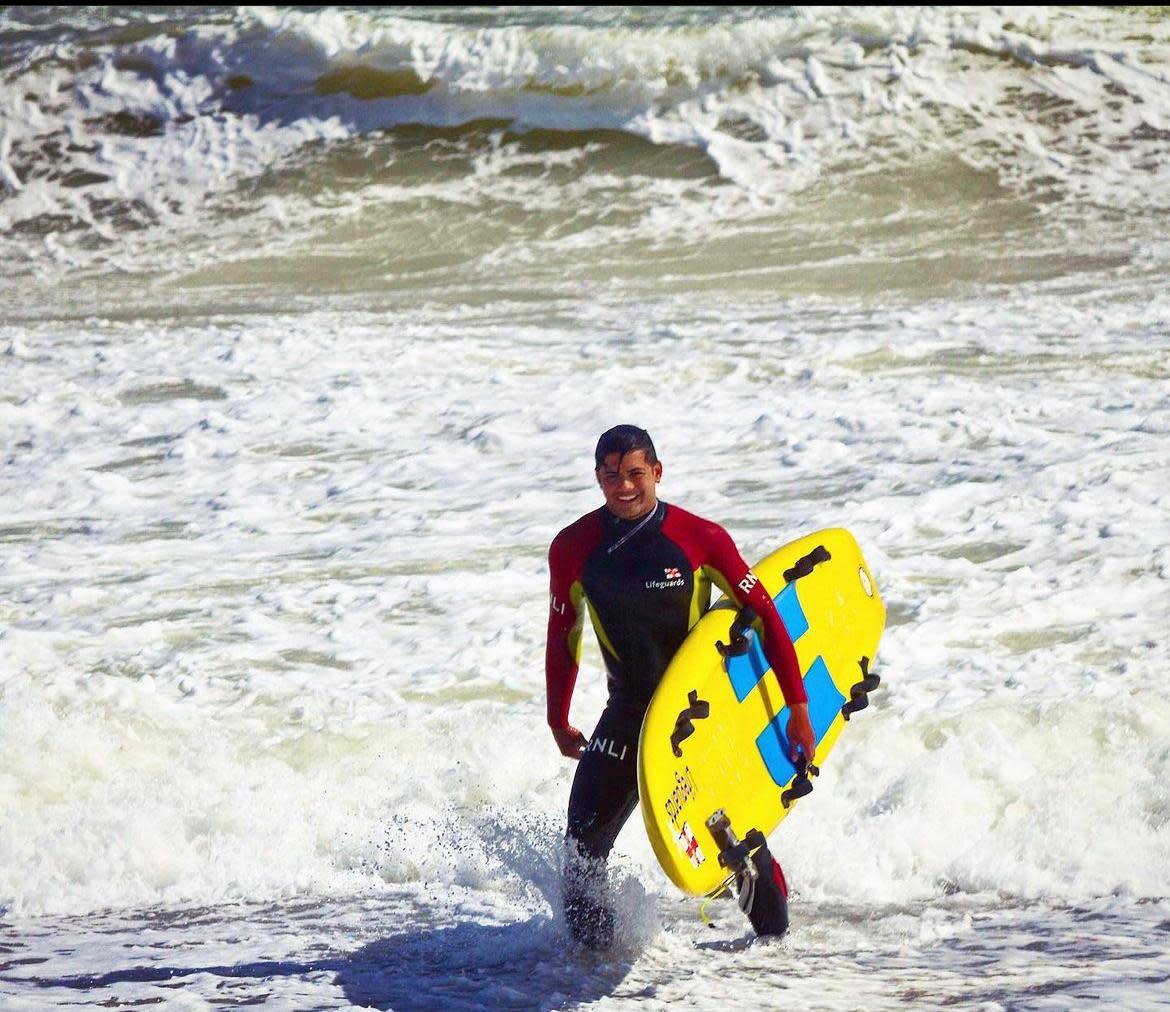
546, 532, 586, 728
700, 525, 808, 706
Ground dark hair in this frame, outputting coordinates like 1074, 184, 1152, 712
594, 425, 657, 468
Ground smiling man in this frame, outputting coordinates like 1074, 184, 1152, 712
546, 424, 814, 947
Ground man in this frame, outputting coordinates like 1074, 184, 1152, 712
546, 424, 815, 947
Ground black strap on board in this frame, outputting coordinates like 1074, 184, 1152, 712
781, 754, 820, 809
670, 689, 711, 757
716, 607, 757, 659
782, 544, 831, 584
841, 656, 881, 721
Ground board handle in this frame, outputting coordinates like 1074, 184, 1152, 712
841, 656, 881, 721
782, 544, 831, 583
670, 689, 710, 757
715, 607, 757, 658
781, 755, 820, 809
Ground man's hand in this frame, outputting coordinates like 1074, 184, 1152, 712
552, 724, 588, 759
786, 702, 816, 764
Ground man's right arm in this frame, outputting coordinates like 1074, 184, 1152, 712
546, 532, 588, 758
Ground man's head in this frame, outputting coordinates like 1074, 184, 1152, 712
594, 424, 662, 520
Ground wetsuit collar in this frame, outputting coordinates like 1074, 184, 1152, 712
601, 500, 665, 554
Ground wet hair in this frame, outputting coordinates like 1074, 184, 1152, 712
594, 424, 658, 469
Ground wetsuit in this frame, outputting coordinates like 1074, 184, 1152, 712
546, 501, 805, 945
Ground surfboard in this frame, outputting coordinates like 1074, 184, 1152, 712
636, 528, 885, 897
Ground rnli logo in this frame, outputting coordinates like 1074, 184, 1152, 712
738, 571, 759, 595
587, 735, 629, 761
664, 567, 681, 579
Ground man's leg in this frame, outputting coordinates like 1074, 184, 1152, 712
563, 703, 641, 947
736, 839, 790, 938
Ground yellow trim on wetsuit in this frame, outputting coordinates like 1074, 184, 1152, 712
689, 567, 713, 629
584, 594, 622, 662
564, 579, 587, 667
701, 562, 736, 602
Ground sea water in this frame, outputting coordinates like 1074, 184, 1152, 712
2, 6, 1169, 1010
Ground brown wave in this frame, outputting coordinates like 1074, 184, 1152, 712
315, 65, 434, 100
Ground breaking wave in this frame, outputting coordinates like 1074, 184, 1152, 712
2, 5, 1170, 277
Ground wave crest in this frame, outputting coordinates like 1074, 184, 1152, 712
2, 6, 1169, 278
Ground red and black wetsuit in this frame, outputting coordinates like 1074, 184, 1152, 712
547, 501, 805, 722
546, 501, 802, 944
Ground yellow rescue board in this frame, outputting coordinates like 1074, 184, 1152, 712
636, 528, 885, 896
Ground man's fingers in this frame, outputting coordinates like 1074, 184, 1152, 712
553, 726, 589, 759
787, 711, 816, 764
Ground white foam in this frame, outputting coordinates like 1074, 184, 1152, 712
2, 283, 1168, 920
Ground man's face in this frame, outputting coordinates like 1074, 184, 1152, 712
596, 449, 663, 521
